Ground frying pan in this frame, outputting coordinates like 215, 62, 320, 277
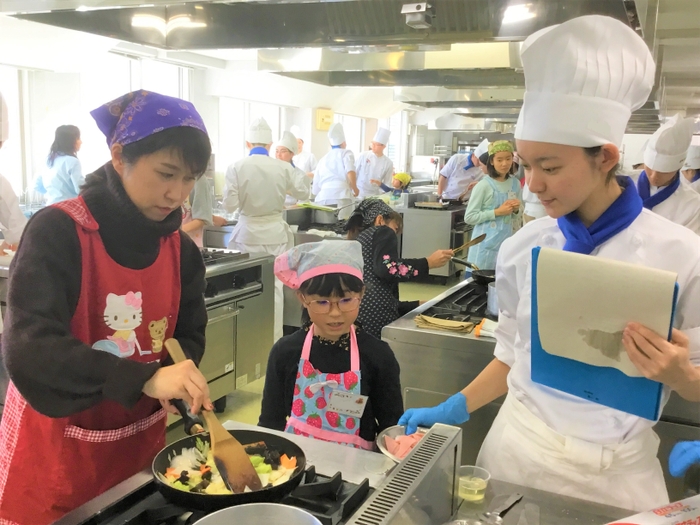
450, 257, 496, 286
153, 404, 307, 512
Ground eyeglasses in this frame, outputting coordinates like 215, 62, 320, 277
301, 295, 361, 314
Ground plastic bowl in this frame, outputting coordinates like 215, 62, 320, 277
376, 425, 429, 463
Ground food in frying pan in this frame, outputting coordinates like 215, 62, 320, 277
157, 438, 298, 495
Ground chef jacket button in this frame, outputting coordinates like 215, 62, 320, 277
542, 235, 555, 246
631, 234, 643, 248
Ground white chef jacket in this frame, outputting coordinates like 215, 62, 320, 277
293, 151, 317, 174
522, 182, 547, 219
0, 172, 26, 245
223, 153, 309, 245
285, 165, 312, 206
641, 180, 700, 235
440, 154, 484, 200
312, 148, 356, 205
494, 211, 700, 445
356, 151, 394, 198
692, 179, 700, 193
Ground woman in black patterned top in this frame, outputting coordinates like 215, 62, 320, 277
347, 200, 453, 339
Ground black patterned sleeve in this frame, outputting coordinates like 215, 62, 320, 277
371, 226, 429, 282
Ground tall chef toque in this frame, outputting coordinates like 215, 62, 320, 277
278, 131, 299, 155
328, 123, 346, 146
373, 128, 391, 145
247, 117, 273, 145
515, 15, 655, 148
684, 145, 700, 170
644, 114, 694, 173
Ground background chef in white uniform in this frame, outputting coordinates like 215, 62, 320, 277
290, 124, 317, 175
356, 127, 393, 198
437, 138, 487, 201
681, 144, 700, 192
400, 15, 700, 511
0, 92, 27, 255
275, 130, 311, 206
223, 118, 310, 341
312, 122, 358, 219
636, 114, 700, 235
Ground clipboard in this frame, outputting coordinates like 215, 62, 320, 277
530, 247, 679, 420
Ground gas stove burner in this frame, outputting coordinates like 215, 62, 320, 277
200, 248, 249, 265
423, 281, 488, 323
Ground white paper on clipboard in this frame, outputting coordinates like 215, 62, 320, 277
536, 248, 677, 378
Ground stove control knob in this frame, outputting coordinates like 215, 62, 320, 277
204, 281, 218, 298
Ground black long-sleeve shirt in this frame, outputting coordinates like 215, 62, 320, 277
259, 324, 403, 442
2, 163, 207, 417
356, 225, 430, 338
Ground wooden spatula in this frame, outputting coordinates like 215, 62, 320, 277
454, 233, 487, 254
164, 339, 263, 494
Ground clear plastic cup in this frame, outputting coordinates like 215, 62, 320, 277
458, 466, 490, 503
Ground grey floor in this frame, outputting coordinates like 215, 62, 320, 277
166, 277, 458, 443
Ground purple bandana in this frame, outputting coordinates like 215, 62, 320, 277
90, 90, 208, 148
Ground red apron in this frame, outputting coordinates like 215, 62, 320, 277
0, 197, 181, 525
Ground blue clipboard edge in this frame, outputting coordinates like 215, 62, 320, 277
530, 247, 677, 421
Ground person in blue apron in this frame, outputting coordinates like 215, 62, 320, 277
464, 140, 521, 270
258, 240, 403, 449
398, 15, 700, 512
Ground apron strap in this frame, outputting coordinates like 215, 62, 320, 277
301, 324, 314, 360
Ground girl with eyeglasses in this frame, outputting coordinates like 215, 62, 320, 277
258, 241, 403, 449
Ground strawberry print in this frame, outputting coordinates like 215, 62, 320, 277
316, 397, 327, 410
344, 371, 359, 391
304, 386, 314, 399
297, 371, 300, 379
294, 384, 300, 396
307, 414, 322, 429
326, 373, 341, 384
302, 361, 317, 379
326, 411, 341, 428
292, 399, 306, 417
345, 417, 356, 430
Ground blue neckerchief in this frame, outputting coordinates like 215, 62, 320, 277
557, 176, 643, 255
636, 170, 680, 210
291, 161, 296, 168
692, 170, 700, 183
331, 145, 342, 149
462, 154, 475, 171
249, 147, 269, 156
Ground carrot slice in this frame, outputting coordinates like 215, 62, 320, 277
280, 454, 297, 470
200, 464, 211, 474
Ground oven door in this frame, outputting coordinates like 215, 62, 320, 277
199, 303, 239, 383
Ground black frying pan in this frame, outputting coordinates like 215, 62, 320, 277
153, 402, 306, 512
450, 258, 496, 285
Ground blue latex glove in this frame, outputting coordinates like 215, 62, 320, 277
398, 392, 470, 435
669, 441, 700, 478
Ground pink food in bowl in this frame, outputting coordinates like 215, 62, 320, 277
384, 433, 424, 459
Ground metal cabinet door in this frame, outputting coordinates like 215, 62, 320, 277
235, 291, 274, 389
200, 303, 237, 383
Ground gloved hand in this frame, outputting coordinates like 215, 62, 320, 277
398, 392, 469, 435
669, 441, 700, 478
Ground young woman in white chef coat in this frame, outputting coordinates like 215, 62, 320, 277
400, 15, 700, 511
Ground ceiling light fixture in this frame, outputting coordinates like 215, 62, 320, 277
502, 4, 535, 25
131, 14, 206, 37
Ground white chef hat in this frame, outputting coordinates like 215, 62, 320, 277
683, 145, 700, 170
473, 139, 490, 159
328, 123, 346, 146
373, 127, 391, 145
0, 92, 8, 143
644, 114, 694, 173
290, 125, 304, 142
278, 130, 299, 155
247, 117, 273, 145
515, 15, 655, 148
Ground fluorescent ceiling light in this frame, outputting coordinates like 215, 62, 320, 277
502, 4, 535, 24
75, 5, 90, 11
131, 14, 206, 36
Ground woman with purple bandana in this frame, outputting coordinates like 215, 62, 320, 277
0, 90, 213, 524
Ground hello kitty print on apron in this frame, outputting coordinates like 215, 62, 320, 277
285, 324, 374, 450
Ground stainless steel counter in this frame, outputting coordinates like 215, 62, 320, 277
382, 277, 698, 502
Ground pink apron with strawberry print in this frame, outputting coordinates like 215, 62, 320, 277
285, 325, 374, 450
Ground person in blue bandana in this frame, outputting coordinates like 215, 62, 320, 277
399, 15, 700, 512
636, 114, 700, 234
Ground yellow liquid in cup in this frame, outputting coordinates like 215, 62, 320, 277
459, 476, 488, 502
